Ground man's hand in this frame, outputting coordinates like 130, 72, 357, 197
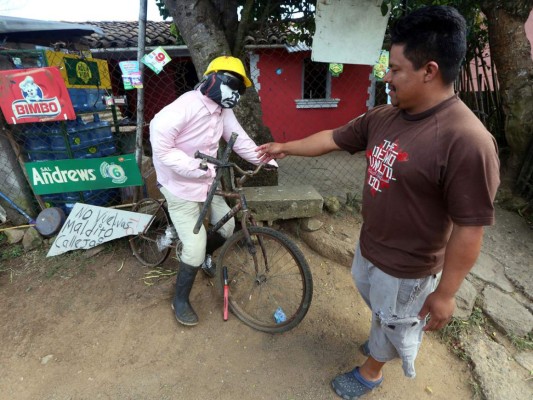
256, 143, 287, 163
418, 291, 455, 331
418, 225, 484, 332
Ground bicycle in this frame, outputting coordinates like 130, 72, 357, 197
129, 133, 313, 333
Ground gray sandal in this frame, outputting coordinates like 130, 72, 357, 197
331, 367, 382, 400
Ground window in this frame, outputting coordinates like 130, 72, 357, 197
303, 58, 328, 99
295, 58, 339, 109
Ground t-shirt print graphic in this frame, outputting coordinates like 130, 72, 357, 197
365, 139, 409, 196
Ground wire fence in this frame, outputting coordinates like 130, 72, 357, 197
0, 44, 527, 224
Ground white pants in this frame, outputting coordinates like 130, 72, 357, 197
160, 187, 235, 266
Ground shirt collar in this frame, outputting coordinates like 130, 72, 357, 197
197, 89, 221, 115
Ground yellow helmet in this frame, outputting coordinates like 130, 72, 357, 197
204, 56, 252, 88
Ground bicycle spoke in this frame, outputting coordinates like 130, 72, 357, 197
129, 198, 172, 267
217, 226, 313, 333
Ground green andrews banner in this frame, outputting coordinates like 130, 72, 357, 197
26, 153, 143, 195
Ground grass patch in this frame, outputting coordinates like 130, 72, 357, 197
0, 232, 24, 282
0, 234, 117, 282
438, 305, 486, 360
42, 245, 114, 279
1, 243, 23, 261
508, 331, 533, 351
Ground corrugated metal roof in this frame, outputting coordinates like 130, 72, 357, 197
0, 16, 103, 40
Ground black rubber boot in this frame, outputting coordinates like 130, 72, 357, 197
171, 262, 200, 326
206, 232, 226, 255
201, 232, 226, 278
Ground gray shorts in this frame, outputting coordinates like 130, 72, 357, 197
352, 245, 439, 378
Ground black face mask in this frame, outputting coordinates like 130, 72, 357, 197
200, 72, 246, 108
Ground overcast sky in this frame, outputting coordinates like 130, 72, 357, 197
0, 0, 167, 22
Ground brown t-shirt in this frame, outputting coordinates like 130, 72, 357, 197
333, 95, 500, 278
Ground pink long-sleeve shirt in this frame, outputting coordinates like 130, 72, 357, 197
150, 89, 276, 201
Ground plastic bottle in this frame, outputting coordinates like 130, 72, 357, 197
67, 88, 90, 113
274, 307, 287, 324
23, 124, 52, 161
48, 122, 69, 159
92, 113, 116, 157
86, 89, 106, 112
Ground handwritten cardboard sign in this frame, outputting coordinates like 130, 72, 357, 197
47, 203, 154, 257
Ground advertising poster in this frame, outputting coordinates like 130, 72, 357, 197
0, 67, 76, 124
118, 61, 142, 90
25, 153, 143, 195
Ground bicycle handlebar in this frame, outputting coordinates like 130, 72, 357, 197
194, 150, 264, 178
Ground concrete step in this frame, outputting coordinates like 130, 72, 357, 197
242, 185, 323, 224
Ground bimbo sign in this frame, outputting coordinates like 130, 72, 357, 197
0, 67, 76, 124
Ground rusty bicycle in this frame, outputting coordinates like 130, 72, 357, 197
129, 133, 313, 333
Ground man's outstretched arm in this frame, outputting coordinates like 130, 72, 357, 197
256, 129, 341, 163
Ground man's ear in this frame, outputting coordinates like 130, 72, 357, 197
424, 61, 439, 82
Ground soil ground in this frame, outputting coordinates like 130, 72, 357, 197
1, 209, 492, 400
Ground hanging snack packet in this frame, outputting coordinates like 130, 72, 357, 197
141, 47, 171, 74
373, 50, 389, 81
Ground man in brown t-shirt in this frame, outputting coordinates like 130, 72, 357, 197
256, 5, 500, 400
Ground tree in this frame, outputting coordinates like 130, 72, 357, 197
478, 1, 533, 186
157, 1, 317, 185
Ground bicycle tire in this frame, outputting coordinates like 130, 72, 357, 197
129, 198, 172, 267
216, 226, 313, 333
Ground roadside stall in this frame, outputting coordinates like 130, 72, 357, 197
0, 50, 141, 215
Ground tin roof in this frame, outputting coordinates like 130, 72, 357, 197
0, 15, 103, 42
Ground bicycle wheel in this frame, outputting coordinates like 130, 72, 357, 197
216, 226, 313, 333
129, 198, 172, 267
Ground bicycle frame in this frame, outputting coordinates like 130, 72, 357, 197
206, 187, 269, 273
194, 133, 271, 275
206, 189, 248, 235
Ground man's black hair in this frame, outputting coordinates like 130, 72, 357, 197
390, 5, 467, 85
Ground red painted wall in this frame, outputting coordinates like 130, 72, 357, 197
254, 49, 372, 142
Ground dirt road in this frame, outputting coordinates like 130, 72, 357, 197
0, 212, 473, 400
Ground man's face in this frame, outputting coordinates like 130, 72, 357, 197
383, 44, 427, 114
219, 82, 240, 108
